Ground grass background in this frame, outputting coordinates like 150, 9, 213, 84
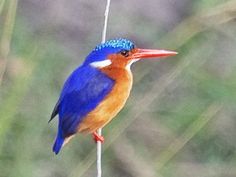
1, 0, 236, 177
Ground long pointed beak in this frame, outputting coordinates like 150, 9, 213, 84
130, 48, 177, 60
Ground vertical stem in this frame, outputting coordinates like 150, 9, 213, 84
0, 0, 18, 86
101, 0, 111, 43
0, 0, 6, 15
96, 129, 102, 177
97, 0, 111, 177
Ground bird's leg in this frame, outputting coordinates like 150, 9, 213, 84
92, 132, 104, 143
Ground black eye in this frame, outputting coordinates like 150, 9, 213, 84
120, 50, 129, 57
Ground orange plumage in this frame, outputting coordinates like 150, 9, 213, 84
78, 54, 133, 133
78, 66, 133, 133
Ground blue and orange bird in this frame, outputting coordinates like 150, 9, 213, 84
49, 38, 177, 154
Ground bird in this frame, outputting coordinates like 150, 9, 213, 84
49, 38, 177, 154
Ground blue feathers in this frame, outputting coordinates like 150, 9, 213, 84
94, 38, 134, 52
51, 65, 114, 154
83, 38, 135, 65
53, 129, 64, 154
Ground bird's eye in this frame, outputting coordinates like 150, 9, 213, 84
120, 50, 129, 57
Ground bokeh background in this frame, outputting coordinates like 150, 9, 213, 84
1, 0, 236, 177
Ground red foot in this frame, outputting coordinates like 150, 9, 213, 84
92, 132, 105, 143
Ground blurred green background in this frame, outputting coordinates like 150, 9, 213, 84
1, 0, 236, 177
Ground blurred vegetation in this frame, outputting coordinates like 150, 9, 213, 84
1, 0, 236, 177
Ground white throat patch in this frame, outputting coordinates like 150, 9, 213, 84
90, 59, 112, 68
126, 59, 139, 71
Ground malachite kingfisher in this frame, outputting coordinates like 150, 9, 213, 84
49, 38, 177, 154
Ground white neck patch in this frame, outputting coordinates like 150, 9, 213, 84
90, 59, 112, 68
126, 59, 139, 71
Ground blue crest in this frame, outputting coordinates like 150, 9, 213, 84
94, 38, 134, 52
83, 38, 135, 65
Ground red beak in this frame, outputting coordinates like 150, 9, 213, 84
130, 48, 177, 59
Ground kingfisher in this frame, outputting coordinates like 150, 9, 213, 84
49, 38, 177, 154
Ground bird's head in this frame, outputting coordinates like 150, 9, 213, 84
83, 38, 177, 70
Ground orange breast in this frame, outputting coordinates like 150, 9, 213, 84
78, 67, 132, 133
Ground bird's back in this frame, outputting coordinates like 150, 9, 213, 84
51, 65, 115, 154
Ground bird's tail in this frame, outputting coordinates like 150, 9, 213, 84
53, 132, 64, 155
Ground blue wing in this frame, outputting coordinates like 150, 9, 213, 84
51, 65, 114, 154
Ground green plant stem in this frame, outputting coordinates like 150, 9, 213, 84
0, 0, 6, 15
0, 48, 38, 153
159, 0, 236, 49
156, 103, 223, 171
0, 0, 18, 86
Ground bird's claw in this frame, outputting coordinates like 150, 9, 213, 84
92, 132, 104, 143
